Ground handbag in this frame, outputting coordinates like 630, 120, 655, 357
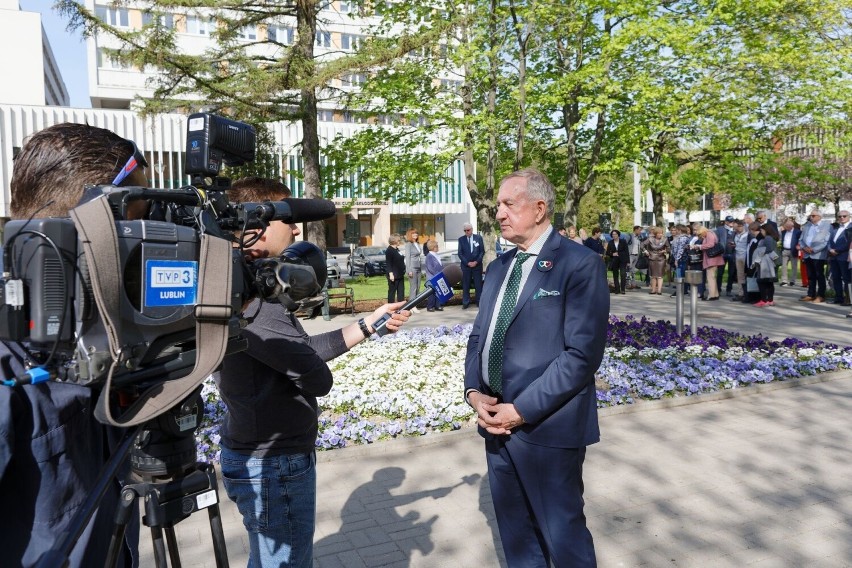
635, 254, 649, 270
746, 276, 759, 293
706, 242, 724, 258
687, 250, 703, 265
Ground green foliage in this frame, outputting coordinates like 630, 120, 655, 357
54, 0, 851, 224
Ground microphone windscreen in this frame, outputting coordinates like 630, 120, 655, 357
441, 263, 463, 286
280, 198, 337, 223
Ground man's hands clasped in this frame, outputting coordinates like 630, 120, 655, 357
467, 391, 525, 436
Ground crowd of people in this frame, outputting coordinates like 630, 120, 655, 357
554, 211, 852, 312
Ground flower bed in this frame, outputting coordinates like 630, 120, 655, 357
195, 316, 852, 462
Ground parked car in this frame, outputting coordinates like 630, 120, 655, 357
326, 251, 341, 288
347, 246, 387, 276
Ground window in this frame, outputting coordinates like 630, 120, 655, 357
341, 34, 363, 50
238, 25, 258, 40
142, 12, 174, 29
341, 73, 367, 87
186, 16, 211, 35
343, 111, 367, 124
268, 25, 294, 44
97, 48, 130, 70
440, 79, 462, 93
95, 5, 129, 27
317, 110, 334, 122
315, 30, 331, 47
339, 1, 351, 14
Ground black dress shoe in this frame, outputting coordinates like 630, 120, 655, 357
462, 304, 469, 309
427, 308, 436, 312
708, 297, 719, 301
437, 307, 444, 311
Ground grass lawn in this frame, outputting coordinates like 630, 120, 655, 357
332, 275, 474, 309
337, 275, 392, 301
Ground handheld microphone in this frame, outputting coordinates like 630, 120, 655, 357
372, 264, 463, 336
241, 198, 337, 228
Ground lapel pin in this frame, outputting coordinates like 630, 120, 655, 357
537, 260, 553, 271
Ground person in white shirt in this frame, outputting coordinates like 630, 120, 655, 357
798, 210, 832, 303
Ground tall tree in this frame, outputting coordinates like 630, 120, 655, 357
56, 0, 438, 248
617, 0, 852, 222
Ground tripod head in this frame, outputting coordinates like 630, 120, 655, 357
130, 388, 204, 481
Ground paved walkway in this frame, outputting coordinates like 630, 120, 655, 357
138, 281, 852, 567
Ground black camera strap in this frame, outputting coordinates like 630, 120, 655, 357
70, 196, 233, 427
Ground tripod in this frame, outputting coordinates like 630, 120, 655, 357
36, 389, 230, 568
108, 462, 228, 568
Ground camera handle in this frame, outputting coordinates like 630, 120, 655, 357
107, 463, 229, 568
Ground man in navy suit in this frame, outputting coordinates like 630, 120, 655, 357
458, 222, 485, 308
464, 168, 609, 567
828, 210, 851, 305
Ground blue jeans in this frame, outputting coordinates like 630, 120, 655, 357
220, 447, 317, 568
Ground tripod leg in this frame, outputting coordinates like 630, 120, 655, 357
207, 503, 230, 568
164, 526, 182, 568
202, 464, 230, 568
106, 486, 141, 568
150, 526, 170, 568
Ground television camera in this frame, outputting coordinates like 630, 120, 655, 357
0, 112, 337, 426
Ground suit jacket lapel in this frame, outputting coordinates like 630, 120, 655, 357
510, 232, 561, 323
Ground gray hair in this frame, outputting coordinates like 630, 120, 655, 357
388, 233, 401, 246
462, 223, 473, 230
499, 167, 555, 217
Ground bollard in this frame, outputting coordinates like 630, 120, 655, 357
675, 277, 684, 335
684, 270, 704, 337
847, 282, 852, 319
321, 287, 331, 321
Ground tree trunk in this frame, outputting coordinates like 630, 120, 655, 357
295, 0, 325, 250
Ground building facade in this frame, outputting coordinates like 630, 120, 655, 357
0, 0, 70, 107
0, 104, 474, 250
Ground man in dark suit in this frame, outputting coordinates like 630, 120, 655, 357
458, 222, 485, 308
464, 168, 609, 567
605, 229, 630, 294
756, 210, 779, 234
828, 210, 851, 305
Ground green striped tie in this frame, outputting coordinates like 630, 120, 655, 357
488, 252, 531, 394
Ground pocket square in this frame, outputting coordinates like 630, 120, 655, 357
533, 288, 560, 300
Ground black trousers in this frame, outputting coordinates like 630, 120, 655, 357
387, 277, 404, 302
804, 258, 827, 298
716, 255, 737, 292
757, 280, 775, 302
611, 264, 627, 293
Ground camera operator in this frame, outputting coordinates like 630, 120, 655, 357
216, 177, 410, 568
0, 123, 144, 566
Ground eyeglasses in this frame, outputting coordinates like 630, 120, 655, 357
111, 140, 149, 186
839, 215, 849, 219
464, 228, 472, 232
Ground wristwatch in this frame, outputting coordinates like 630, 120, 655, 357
357, 318, 373, 339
